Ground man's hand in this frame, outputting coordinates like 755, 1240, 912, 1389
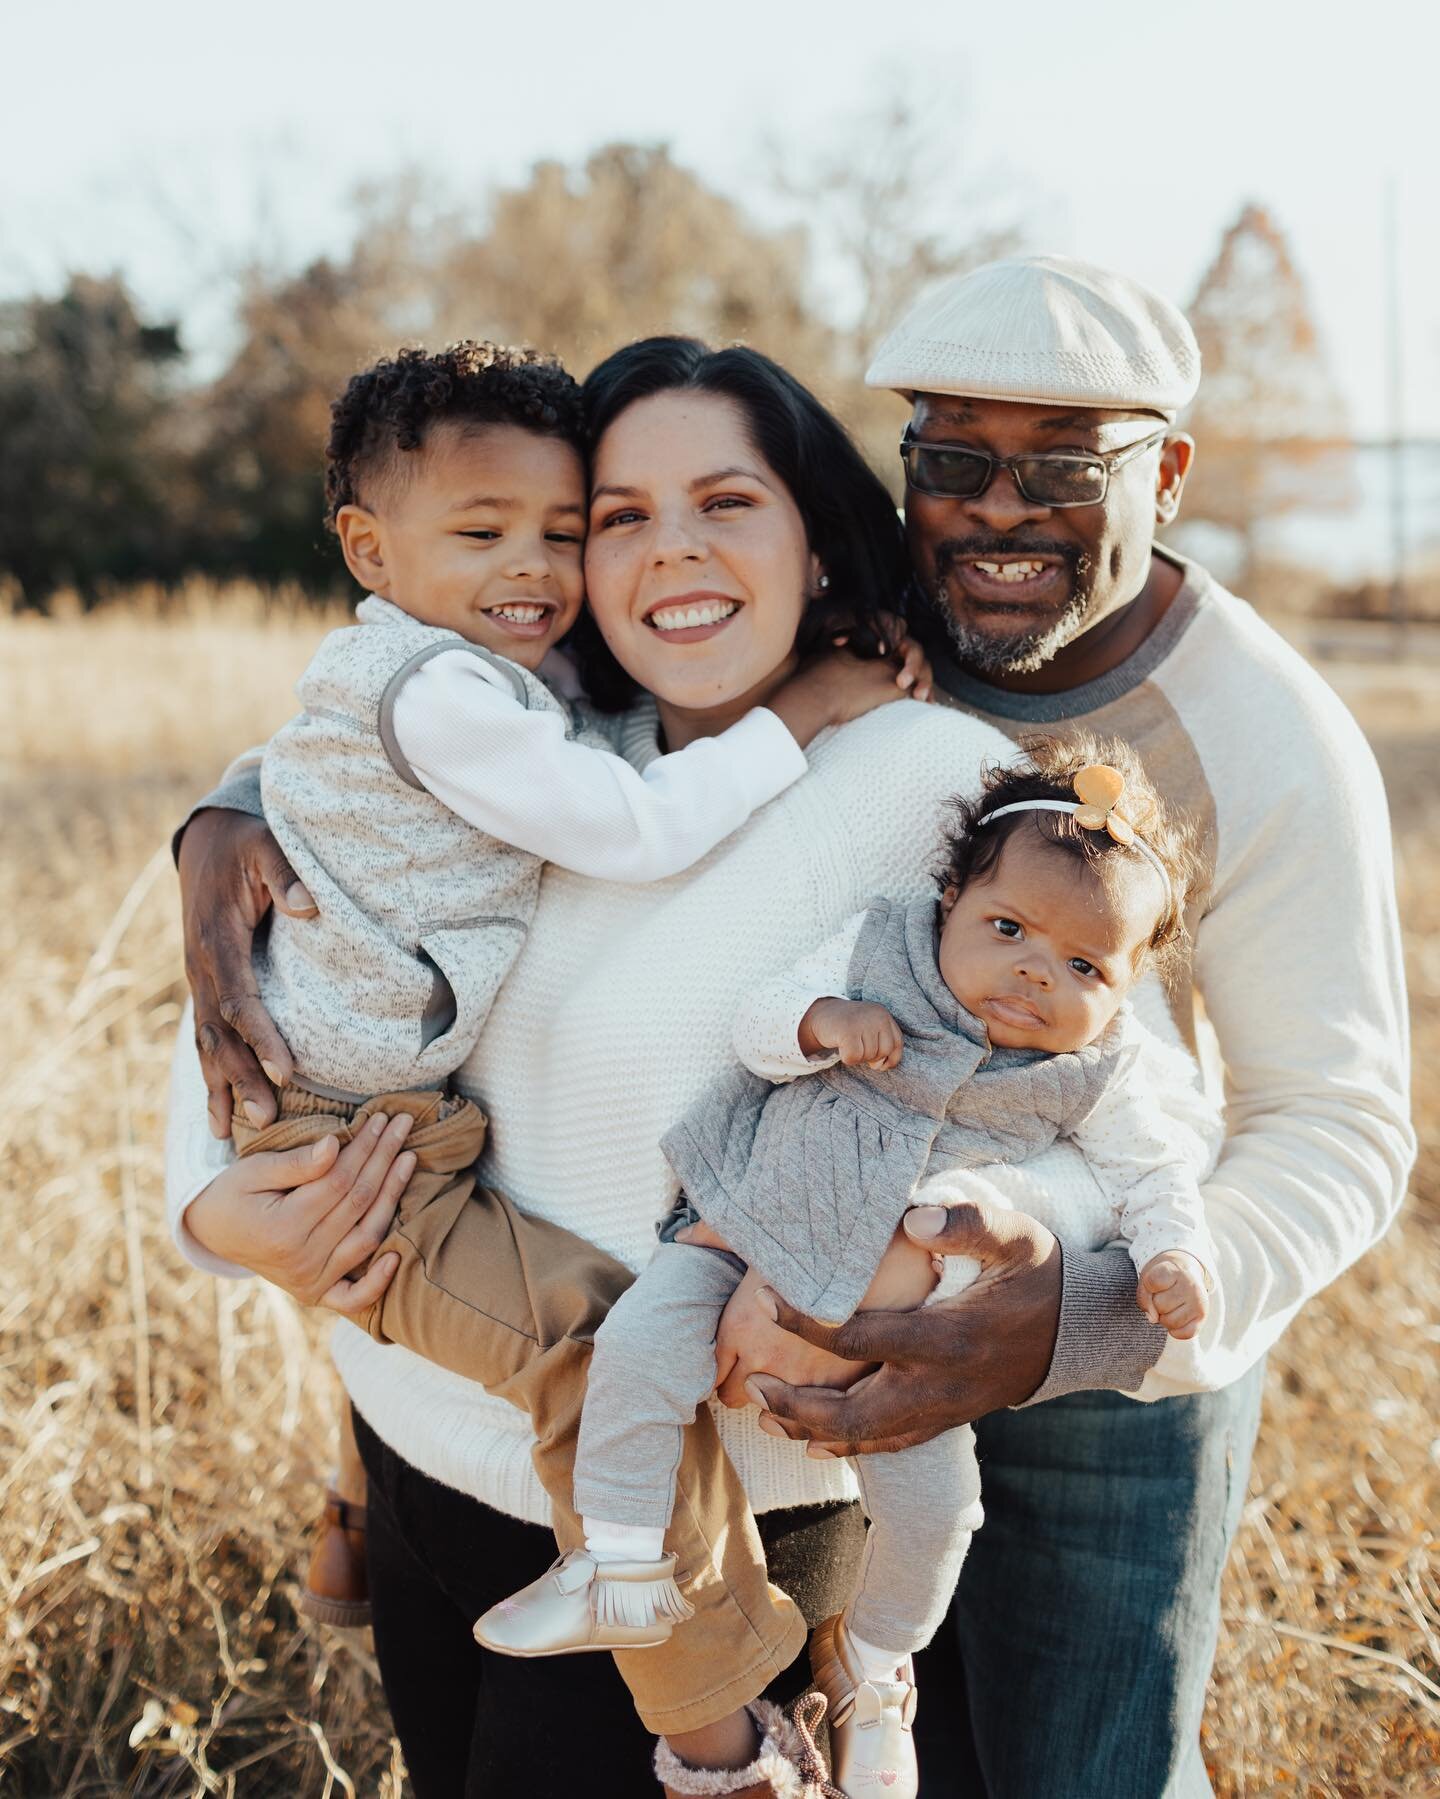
185, 1112, 416, 1313
714, 1264, 875, 1407
712, 1224, 945, 1408
797, 998, 904, 1071
178, 809, 316, 1138
743, 1199, 1064, 1455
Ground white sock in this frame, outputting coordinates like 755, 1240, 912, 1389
582, 1516, 666, 1565
848, 1629, 909, 1685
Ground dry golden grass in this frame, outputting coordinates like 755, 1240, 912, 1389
0, 593, 1435, 1795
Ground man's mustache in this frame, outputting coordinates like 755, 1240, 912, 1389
933, 536, 1086, 581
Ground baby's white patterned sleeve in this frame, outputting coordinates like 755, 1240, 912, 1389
731, 913, 867, 1082
1069, 1033, 1219, 1288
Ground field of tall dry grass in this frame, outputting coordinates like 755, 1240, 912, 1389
1, 591, 1435, 1795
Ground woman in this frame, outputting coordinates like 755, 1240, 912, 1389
168, 338, 1014, 1793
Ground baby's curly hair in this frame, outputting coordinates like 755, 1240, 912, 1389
936, 733, 1199, 973
324, 340, 585, 530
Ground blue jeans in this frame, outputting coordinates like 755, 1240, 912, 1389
912, 1362, 1265, 1798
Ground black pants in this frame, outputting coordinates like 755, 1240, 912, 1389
354, 1408, 865, 1798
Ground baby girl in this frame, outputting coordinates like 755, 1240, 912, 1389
478, 735, 1216, 1799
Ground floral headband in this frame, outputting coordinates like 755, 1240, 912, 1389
978, 763, 1173, 906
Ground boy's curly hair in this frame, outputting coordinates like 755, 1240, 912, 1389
324, 340, 585, 530
935, 733, 1199, 972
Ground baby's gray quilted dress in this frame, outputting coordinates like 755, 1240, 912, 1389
661, 895, 1122, 1322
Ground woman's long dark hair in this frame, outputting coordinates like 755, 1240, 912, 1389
569, 337, 910, 711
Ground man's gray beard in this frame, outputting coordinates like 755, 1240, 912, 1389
931, 582, 1093, 677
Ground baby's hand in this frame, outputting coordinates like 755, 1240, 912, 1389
798, 997, 903, 1071
1137, 1251, 1210, 1340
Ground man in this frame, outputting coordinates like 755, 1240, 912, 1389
177, 257, 1412, 1796
720, 255, 1413, 1795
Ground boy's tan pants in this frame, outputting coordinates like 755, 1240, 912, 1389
232, 1083, 806, 1735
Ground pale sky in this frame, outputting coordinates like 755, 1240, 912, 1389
5, 0, 1439, 435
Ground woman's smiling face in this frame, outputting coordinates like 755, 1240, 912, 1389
582, 389, 821, 713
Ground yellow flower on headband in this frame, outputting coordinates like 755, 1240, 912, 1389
1072, 764, 1136, 845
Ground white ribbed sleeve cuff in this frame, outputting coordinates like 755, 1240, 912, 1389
164, 1006, 251, 1280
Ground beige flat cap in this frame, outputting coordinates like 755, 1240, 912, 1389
865, 254, 1200, 416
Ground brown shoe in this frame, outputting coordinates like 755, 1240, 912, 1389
298, 1490, 371, 1629
654, 1695, 845, 1798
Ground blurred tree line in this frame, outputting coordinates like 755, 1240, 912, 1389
0, 132, 1352, 611
2, 125, 1010, 611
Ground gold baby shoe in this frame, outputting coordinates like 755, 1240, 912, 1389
473, 1549, 694, 1657
810, 1614, 919, 1799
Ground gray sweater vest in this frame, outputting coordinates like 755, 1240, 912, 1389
662, 895, 1123, 1323
254, 597, 569, 1098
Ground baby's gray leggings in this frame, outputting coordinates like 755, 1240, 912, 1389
573, 1240, 983, 1655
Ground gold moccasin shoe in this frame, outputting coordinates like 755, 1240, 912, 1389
473, 1549, 693, 1657
809, 1614, 919, 1799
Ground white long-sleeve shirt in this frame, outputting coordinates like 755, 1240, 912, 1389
391, 643, 807, 883
166, 552, 1413, 1520
733, 911, 1220, 1284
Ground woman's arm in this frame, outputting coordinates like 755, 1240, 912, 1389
165, 1008, 249, 1276
167, 1007, 415, 1312
184, 1134, 413, 1314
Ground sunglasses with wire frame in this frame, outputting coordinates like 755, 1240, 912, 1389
899, 427, 1169, 507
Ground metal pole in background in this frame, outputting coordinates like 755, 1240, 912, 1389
1384, 174, 1408, 651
